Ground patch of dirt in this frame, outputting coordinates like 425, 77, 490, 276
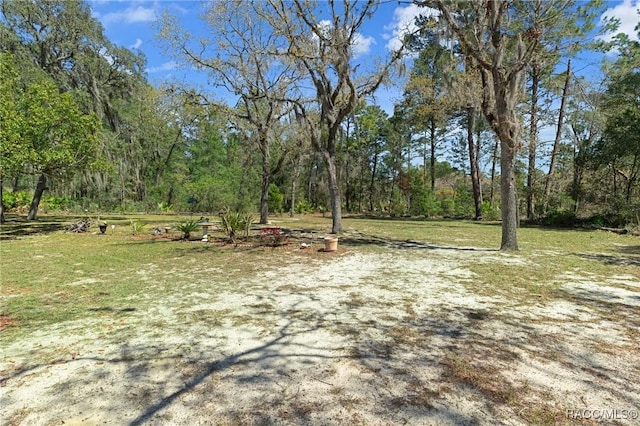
1, 248, 639, 425
0, 314, 13, 332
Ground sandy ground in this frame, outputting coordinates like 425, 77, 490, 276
1, 245, 639, 425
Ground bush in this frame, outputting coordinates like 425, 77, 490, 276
130, 220, 146, 235
294, 200, 314, 214
2, 191, 31, 210
156, 202, 173, 213
267, 183, 284, 214
175, 220, 200, 240
220, 210, 254, 242
259, 227, 290, 246
543, 209, 576, 227
481, 202, 501, 221
410, 188, 441, 218
42, 195, 73, 211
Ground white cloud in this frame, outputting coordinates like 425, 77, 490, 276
312, 19, 375, 58
353, 33, 376, 58
130, 38, 143, 49
146, 61, 178, 74
101, 5, 156, 24
599, 0, 640, 42
383, 4, 437, 51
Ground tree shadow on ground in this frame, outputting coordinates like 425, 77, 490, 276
0, 215, 71, 240
577, 252, 640, 267
6, 279, 637, 425
337, 232, 497, 252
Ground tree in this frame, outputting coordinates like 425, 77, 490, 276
0, 53, 27, 223
16, 79, 100, 220
1, 0, 145, 128
265, 0, 404, 233
417, 0, 603, 250
402, 46, 454, 192
352, 105, 390, 212
2, 0, 147, 213
541, 60, 572, 214
159, 2, 297, 224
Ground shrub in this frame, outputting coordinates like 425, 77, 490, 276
175, 220, 200, 240
42, 195, 73, 212
481, 202, 501, 221
259, 227, 290, 246
220, 211, 243, 242
130, 220, 146, 236
267, 183, 284, 214
543, 209, 576, 227
156, 202, 173, 213
2, 191, 31, 210
294, 200, 313, 214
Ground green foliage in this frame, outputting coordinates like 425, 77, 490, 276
267, 183, 284, 214
0, 53, 28, 179
42, 195, 73, 212
220, 211, 243, 242
410, 187, 440, 218
481, 202, 501, 221
294, 200, 314, 214
219, 211, 255, 241
2, 191, 31, 211
130, 220, 146, 236
542, 209, 576, 227
175, 220, 200, 240
156, 202, 173, 213
11, 76, 101, 183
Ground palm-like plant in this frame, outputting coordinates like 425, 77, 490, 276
220, 211, 243, 242
175, 220, 200, 240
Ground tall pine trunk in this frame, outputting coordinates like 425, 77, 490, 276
500, 142, 519, 250
430, 118, 436, 192
490, 67, 521, 251
467, 107, 483, 220
27, 173, 47, 221
527, 62, 540, 221
543, 60, 571, 213
369, 153, 378, 212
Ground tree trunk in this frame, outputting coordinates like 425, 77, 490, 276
500, 142, 519, 250
259, 140, 270, 224
322, 151, 342, 233
467, 107, 483, 220
0, 179, 5, 224
527, 62, 540, 221
543, 60, 571, 213
490, 137, 498, 207
490, 70, 520, 251
27, 173, 47, 221
430, 118, 436, 192
289, 155, 301, 217
422, 130, 428, 185
369, 153, 378, 212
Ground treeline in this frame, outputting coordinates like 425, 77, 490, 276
1, 0, 638, 236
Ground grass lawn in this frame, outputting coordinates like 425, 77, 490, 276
1, 213, 639, 425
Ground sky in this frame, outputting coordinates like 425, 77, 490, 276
88, 0, 640, 115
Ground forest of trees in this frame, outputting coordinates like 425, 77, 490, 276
1, 0, 639, 250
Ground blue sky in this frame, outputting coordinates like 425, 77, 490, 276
89, 0, 640, 115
